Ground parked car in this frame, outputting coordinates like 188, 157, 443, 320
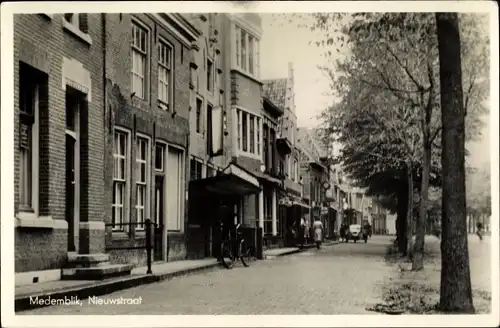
346, 224, 365, 243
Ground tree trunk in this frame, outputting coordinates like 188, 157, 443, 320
396, 185, 408, 255
413, 145, 431, 270
406, 163, 414, 260
436, 12, 474, 313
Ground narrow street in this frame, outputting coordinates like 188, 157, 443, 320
24, 236, 393, 315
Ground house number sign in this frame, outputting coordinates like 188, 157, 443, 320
20, 123, 30, 149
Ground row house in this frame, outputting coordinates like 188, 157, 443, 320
103, 13, 199, 265
262, 63, 307, 248
183, 13, 265, 260
13, 13, 201, 287
296, 128, 331, 240
14, 13, 111, 285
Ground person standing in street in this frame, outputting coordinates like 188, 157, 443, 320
313, 218, 324, 249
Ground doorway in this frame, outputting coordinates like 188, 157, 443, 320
154, 175, 165, 261
65, 88, 81, 253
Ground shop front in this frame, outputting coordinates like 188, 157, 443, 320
279, 196, 310, 247
186, 163, 262, 260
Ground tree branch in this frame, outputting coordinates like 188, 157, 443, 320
430, 126, 442, 144
383, 43, 424, 90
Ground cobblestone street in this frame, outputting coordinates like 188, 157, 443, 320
24, 236, 393, 315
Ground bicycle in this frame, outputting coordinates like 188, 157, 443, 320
220, 223, 256, 269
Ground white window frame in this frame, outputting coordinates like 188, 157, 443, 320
155, 142, 166, 172
131, 19, 150, 100
195, 97, 203, 135
166, 144, 185, 232
64, 13, 82, 31
135, 134, 151, 231
233, 25, 260, 79
112, 127, 131, 232
293, 158, 299, 182
190, 157, 204, 181
158, 38, 173, 110
206, 163, 216, 178
18, 82, 40, 216
207, 57, 214, 94
235, 106, 262, 161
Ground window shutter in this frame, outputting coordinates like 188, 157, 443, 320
79, 13, 89, 34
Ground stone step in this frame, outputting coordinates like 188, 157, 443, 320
65, 253, 110, 268
62, 264, 134, 280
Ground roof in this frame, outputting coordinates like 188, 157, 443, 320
262, 78, 287, 110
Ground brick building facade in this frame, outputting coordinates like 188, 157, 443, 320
103, 13, 199, 265
14, 13, 106, 283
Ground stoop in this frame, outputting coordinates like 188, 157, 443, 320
62, 253, 133, 280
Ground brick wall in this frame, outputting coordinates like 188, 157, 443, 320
14, 14, 104, 272
103, 14, 193, 265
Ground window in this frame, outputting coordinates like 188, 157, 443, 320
236, 108, 261, 157
234, 25, 260, 77
263, 125, 269, 170
190, 158, 203, 181
240, 29, 247, 71
249, 116, 255, 153
135, 137, 149, 230
113, 129, 129, 231
270, 129, 276, 173
207, 59, 213, 93
206, 103, 213, 153
158, 40, 172, 110
196, 98, 203, 134
263, 190, 273, 235
206, 165, 216, 178
256, 119, 261, 156
64, 13, 88, 34
294, 159, 298, 182
248, 35, 254, 75
18, 66, 41, 213
241, 111, 248, 152
155, 143, 165, 172
131, 22, 148, 99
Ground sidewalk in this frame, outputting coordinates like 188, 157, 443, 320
15, 258, 219, 312
263, 240, 339, 259
16, 241, 340, 312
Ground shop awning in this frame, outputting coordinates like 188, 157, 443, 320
253, 171, 283, 188
292, 200, 310, 209
189, 163, 261, 196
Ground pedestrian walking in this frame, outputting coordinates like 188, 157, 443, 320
298, 216, 306, 249
313, 218, 324, 249
476, 221, 483, 241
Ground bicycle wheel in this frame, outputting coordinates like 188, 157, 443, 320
220, 241, 235, 269
240, 241, 256, 267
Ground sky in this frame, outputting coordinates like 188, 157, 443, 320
259, 14, 333, 129
259, 14, 492, 170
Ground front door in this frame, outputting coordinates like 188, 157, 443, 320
65, 134, 76, 252
154, 175, 165, 261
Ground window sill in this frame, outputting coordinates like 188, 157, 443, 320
39, 14, 53, 20
236, 149, 261, 161
230, 68, 262, 85
111, 231, 130, 239
63, 21, 92, 45
15, 213, 68, 229
158, 101, 170, 111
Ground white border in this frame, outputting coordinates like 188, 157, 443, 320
1, 2, 499, 328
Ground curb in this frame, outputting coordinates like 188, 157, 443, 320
15, 262, 221, 312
